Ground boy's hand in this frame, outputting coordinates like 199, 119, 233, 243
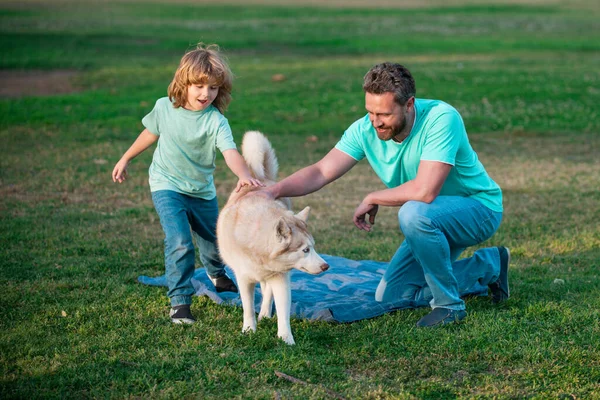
112, 159, 129, 183
235, 177, 265, 192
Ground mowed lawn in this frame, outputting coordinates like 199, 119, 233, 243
1, 0, 599, 398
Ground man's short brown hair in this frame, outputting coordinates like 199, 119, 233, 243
363, 62, 416, 105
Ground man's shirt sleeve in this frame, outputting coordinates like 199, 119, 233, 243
334, 116, 368, 161
420, 110, 464, 166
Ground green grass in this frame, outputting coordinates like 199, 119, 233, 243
1, 0, 599, 398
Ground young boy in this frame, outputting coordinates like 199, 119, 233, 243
112, 43, 262, 324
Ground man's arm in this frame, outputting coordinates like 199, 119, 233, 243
353, 160, 452, 231
267, 148, 358, 199
366, 160, 452, 206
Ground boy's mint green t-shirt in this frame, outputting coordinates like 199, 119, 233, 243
335, 98, 503, 212
142, 97, 237, 200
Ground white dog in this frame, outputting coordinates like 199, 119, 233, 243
216, 131, 329, 345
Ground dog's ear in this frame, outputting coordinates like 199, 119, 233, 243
275, 218, 292, 243
295, 206, 311, 223
271, 218, 292, 259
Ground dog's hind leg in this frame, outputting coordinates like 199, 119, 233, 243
237, 276, 257, 334
269, 274, 295, 345
258, 280, 274, 321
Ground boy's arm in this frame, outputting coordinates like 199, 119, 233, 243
221, 149, 264, 191
112, 129, 158, 183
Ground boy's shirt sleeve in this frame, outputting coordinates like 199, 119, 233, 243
420, 110, 464, 165
215, 118, 237, 152
141, 99, 162, 136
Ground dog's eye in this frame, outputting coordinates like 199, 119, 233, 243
302, 247, 310, 254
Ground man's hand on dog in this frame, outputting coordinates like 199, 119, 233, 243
353, 201, 378, 231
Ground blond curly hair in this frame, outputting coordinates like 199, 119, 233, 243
167, 43, 233, 113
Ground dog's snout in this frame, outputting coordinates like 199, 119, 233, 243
320, 263, 329, 272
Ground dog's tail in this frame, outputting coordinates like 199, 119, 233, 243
241, 131, 278, 181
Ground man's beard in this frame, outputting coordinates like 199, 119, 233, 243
391, 118, 407, 141
376, 117, 407, 142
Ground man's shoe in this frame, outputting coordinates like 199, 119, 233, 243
416, 307, 467, 328
489, 246, 510, 303
210, 274, 238, 293
169, 305, 196, 325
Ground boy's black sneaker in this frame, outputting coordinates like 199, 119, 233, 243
169, 305, 196, 325
489, 246, 510, 303
210, 274, 238, 293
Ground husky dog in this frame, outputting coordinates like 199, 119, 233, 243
216, 131, 329, 345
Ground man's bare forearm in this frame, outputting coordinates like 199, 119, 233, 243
266, 148, 358, 199
364, 181, 421, 207
268, 165, 328, 198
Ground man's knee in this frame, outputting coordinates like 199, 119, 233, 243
398, 201, 431, 237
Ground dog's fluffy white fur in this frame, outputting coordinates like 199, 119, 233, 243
216, 131, 328, 345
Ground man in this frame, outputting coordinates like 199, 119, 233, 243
261, 62, 509, 327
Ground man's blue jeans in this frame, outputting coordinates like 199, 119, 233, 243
151, 190, 226, 307
375, 196, 503, 311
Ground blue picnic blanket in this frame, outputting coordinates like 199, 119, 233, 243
138, 254, 488, 323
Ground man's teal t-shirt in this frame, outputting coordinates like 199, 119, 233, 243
335, 98, 503, 212
142, 97, 237, 200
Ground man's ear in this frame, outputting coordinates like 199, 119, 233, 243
406, 96, 415, 111
295, 206, 311, 223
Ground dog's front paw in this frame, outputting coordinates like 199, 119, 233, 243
279, 333, 295, 346
242, 324, 256, 334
